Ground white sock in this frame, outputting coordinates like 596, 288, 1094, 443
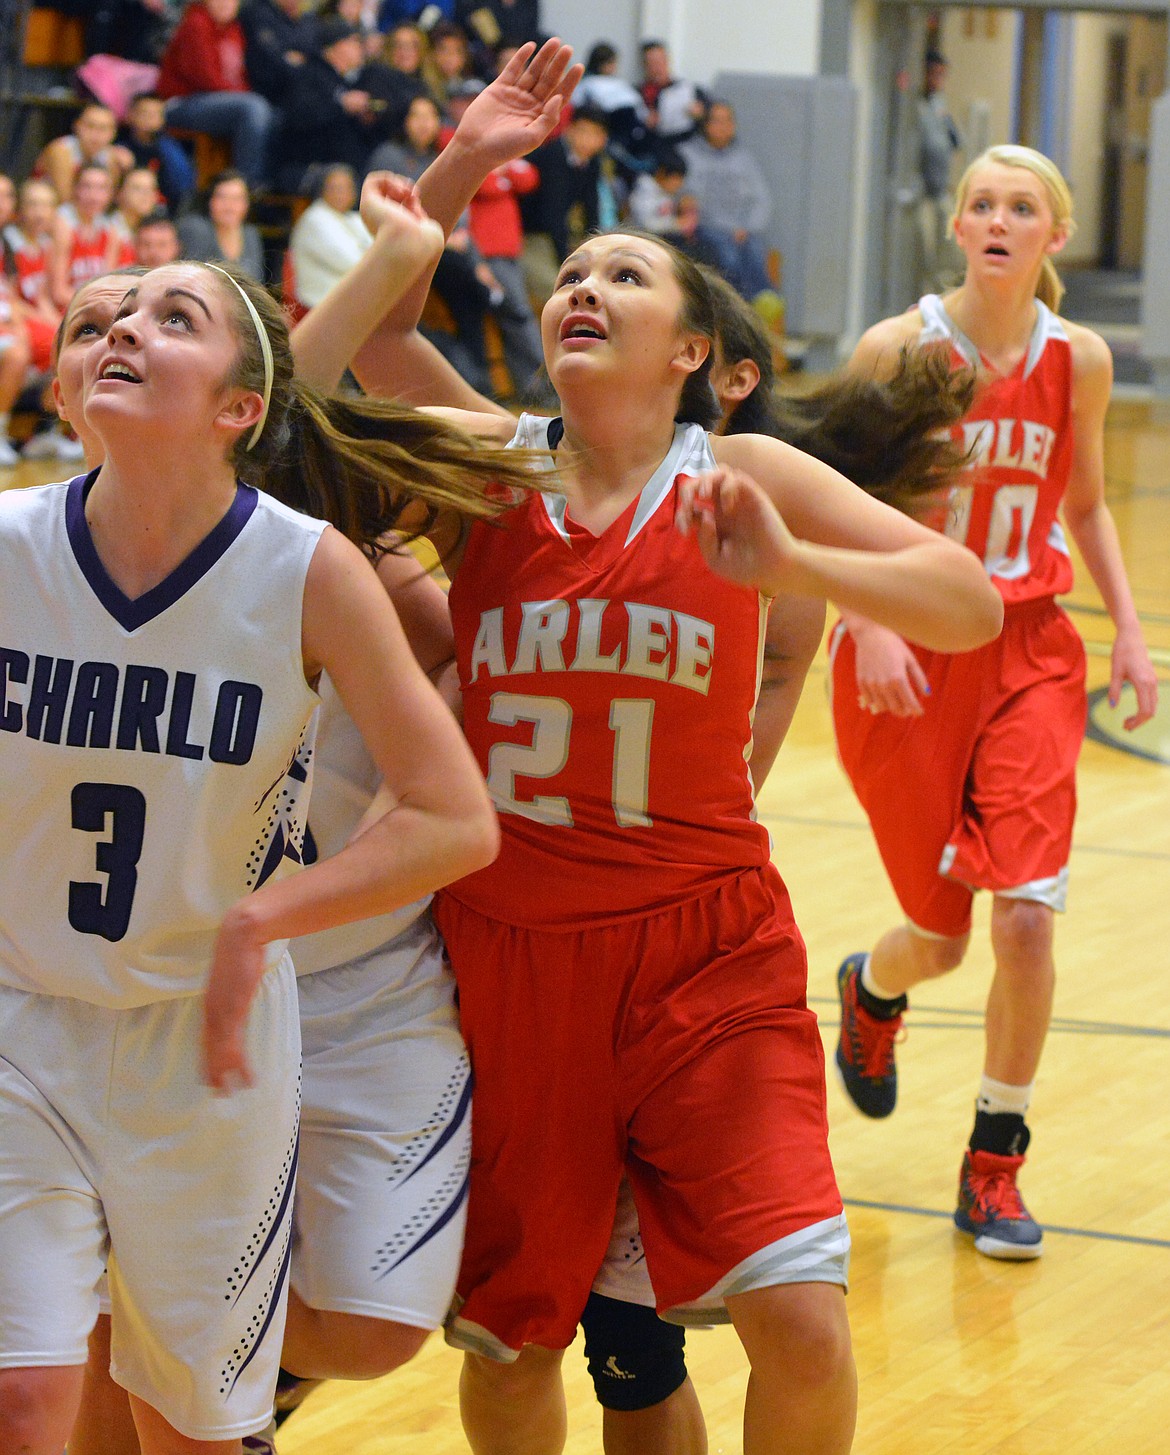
976, 1076, 1032, 1118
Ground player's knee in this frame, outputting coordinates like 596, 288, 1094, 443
462, 1344, 564, 1406
581, 1293, 688, 1412
0, 1364, 78, 1441
346, 1318, 430, 1378
729, 1283, 852, 1392
914, 931, 968, 978
992, 898, 1054, 967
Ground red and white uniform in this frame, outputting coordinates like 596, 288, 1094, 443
831, 295, 1087, 937
58, 205, 119, 291
2, 225, 55, 369
437, 416, 848, 1359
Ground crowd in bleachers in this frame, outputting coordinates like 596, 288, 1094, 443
0, 0, 785, 464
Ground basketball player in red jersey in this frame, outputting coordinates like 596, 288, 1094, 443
328, 142, 1003, 1448
48, 164, 123, 312
831, 146, 1158, 1261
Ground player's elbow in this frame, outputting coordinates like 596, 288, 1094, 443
949, 568, 1004, 650
455, 796, 501, 878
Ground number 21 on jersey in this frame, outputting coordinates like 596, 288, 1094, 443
485, 691, 654, 829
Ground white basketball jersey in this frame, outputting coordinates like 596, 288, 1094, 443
288, 672, 428, 979
0, 475, 325, 1007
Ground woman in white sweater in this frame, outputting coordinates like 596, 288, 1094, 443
288, 164, 372, 310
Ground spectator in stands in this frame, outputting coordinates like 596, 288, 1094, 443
134, 213, 183, 265
176, 168, 265, 278
444, 78, 543, 395
84, 0, 181, 62
273, 18, 395, 192
2, 180, 60, 373
369, 93, 493, 391
110, 167, 163, 262
680, 99, 775, 303
0, 174, 14, 238
288, 162, 372, 309
639, 40, 706, 146
157, 0, 277, 189
572, 41, 650, 174
118, 91, 197, 212
34, 103, 135, 207
519, 104, 612, 304
626, 146, 688, 233
381, 21, 445, 110
376, 0, 456, 29
321, 0, 384, 60
0, 266, 32, 468
48, 164, 122, 310
239, 0, 320, 104
429, 20, 475, 107
462, 0, 542, 50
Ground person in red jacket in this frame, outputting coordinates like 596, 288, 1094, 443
157, 0, 276, 187
444, 78, 544, 395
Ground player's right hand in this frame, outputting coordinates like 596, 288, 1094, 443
850, 619, 930, 716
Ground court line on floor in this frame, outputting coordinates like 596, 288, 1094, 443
808, 997, 1170, 1038
843, 1197, 1170, 1250
770, 812, 1170, 862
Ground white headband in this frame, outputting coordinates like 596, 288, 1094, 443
205, 264, 273, 451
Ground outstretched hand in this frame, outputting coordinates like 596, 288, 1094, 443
676, 467, 803, 598
359, 171, 445, 250
451, 38, 584, 168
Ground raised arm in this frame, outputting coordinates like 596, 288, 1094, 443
289, 177, 444, 394
1060, 325, 1158, 729
701, 434, 1003, 652
202, 528, 496, 1090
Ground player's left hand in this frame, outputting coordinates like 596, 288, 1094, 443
1110, 622, 1159, 730
201, 912, 267, 1095
449, 38, 583, 168
676, 467, 802, 597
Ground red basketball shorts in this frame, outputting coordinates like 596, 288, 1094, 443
434, 863, 845, 1355
831, 596, 1087, 938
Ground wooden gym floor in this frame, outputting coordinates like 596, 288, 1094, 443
6, 395, 1169, 1453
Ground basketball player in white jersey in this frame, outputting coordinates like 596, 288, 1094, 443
0, 259, 502, 1454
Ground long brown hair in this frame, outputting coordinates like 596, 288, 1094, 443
701, 268, 974, 518
207, 264, 535, 552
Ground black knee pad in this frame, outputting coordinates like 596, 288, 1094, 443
581, 1292, 688, 1412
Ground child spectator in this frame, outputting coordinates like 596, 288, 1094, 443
0, 263, 31, 467
573, 41, 650, 173
626, 147, 688, 233
2, 179, 60, 374
429, 20, 474, 106
519, 104, 611, 304
110, 167, 163, 263
48, 164, 123, 310
157, 0, 276, 189
34, 103, 135, 206
288, 162, 372, 308
118, 91, 197, 212
134, 212, 183, 266
176, 168, 266, 279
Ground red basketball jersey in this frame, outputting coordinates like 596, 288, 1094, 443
447, 417, 773, 929
67, 220, 117, 289
2, 225, 49, 306
919, 294, 1075, 604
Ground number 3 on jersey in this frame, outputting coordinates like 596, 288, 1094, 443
69, 782, 146, 942
485, 691, 654, 829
